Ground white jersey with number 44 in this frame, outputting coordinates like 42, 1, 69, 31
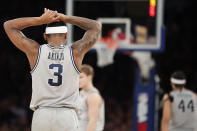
170, 89, 197, 131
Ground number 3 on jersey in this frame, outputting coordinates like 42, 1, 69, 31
48, 64, 63, 86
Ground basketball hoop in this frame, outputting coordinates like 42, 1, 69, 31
94, 37, 119, 67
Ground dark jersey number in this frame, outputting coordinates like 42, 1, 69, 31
178, 99, 194, 112
48, 64, 63, 86
187, 100, 194, 112
178, 100, 185, 112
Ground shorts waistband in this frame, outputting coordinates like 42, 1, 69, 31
37, 106, 76, 110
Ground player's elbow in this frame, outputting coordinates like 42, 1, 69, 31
3, 20, 12, 32
95, 22, 102, 33
4, 21, 9, 30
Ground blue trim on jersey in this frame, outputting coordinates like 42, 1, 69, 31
46, 44, 66, 49
30, 45, 42, 74
69, 47, 80, 74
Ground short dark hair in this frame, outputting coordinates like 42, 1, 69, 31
46, 21, 66, 27
171, 71, 186, 88
80, 64, 94, 77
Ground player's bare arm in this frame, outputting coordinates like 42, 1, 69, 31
58, 14, 102, 68
59, 15, 101, 55
3, 8, 59, 69
161, 94, 171, 131
86, 93, 102, 131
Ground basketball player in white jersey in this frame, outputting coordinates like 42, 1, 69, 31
4, 8, 101, 131
78, 64, 105, 131
161, 71, 197, 131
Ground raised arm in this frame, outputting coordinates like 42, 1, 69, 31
58, 14, 102, 57
4, 9, 59, 69
4, 9, 59, 54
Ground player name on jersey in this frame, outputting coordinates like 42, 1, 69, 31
177, 93, 191, 97
48, 52, 64, 61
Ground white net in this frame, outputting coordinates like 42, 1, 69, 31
95, 43, 116, 67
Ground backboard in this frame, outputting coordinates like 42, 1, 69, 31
66, 0, 165, 52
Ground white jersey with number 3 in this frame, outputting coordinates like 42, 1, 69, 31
30, 44, 80, 111
170, 89, 197, 131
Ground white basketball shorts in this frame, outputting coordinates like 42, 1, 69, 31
31, 107, 78, 131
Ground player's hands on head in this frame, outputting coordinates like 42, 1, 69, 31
40, 8, 60, 24
57, 13, 68, 22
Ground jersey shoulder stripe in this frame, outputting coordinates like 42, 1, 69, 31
30, 45, 42, 74
69, 46, 80, 74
